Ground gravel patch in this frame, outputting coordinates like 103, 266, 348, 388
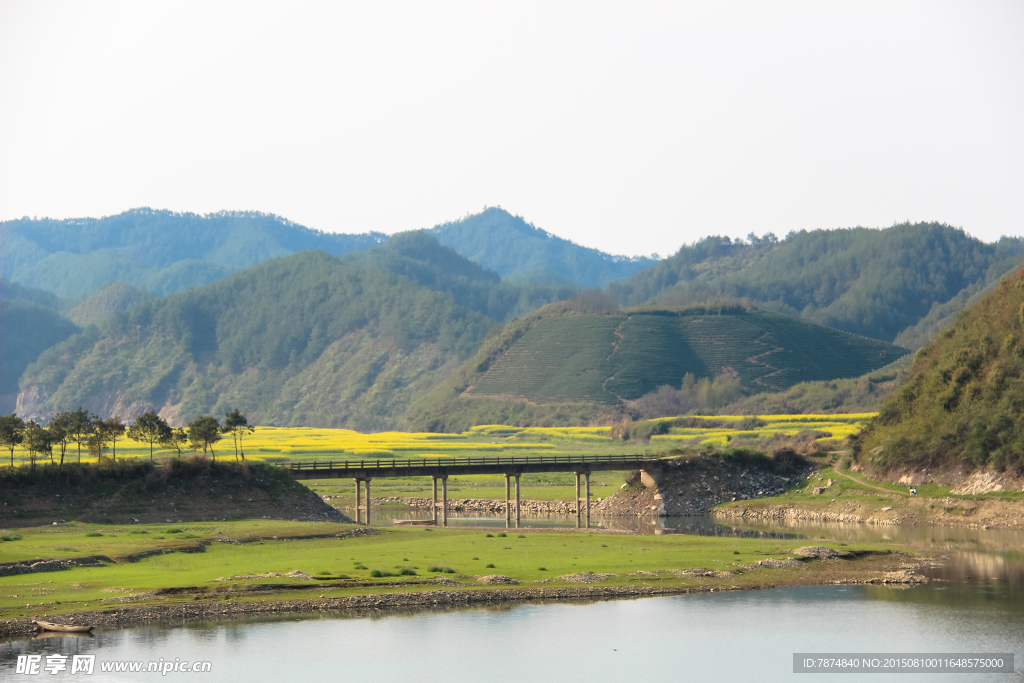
475, 575, 520, 585
558, 573, 617, 584
792, 546, 846, 559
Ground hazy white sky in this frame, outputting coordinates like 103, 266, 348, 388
1, 1, 1021, 258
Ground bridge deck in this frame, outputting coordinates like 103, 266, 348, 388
283, 454, 659, 479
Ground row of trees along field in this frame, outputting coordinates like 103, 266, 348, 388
0, 408, 254, 467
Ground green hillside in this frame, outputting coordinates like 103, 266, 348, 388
403, 300, 907, 431
17, 251, 492, 430
723, 355, 912, 416
1, 208, 385, 299
343, 230, 576, 321
610, 223, 1024, 343
65, 282, 152, 327
857, 265, 1024, 474
465, 307, 906, 404
430, 207, 657, 287
0, 299, 80, 413
0, 278, 61, 311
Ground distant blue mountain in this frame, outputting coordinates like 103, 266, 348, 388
429, 207, 658, 288
0, 208, 386, 299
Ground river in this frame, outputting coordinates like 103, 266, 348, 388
3, 515, 1022, 682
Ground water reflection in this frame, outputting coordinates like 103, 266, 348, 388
3, 586, 1021, 683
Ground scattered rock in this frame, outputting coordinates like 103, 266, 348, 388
558, 573, 617, 584
745, 558, 806, 569
475, 575, 520, 585
792, 546, 846, 560
431, 578, 464, 587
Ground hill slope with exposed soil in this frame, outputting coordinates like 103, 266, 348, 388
0, 459, 352, 528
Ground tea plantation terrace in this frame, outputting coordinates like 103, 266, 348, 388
282, 454, 660, 528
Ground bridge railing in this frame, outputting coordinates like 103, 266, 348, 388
283, 453, 656, 472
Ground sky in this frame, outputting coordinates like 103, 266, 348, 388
1, 1, 1021, 258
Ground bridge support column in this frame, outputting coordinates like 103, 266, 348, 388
504, 474, 511, 528
365, 479, 371, 526
585, 472, 591, 529
432, 476, 439, 523
354, 478, 362, 525
442, 475, 449, 527
515, 475, 521, 527
575, 473, 581, 528
354, 478, 372, 525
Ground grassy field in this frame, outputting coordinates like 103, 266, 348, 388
0, 520, 898, 620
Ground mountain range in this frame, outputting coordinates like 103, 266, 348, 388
3, 207, 1021, 432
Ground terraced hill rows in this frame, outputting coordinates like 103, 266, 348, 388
466, 310, 907, 404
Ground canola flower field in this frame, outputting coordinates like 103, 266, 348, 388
8, 415, 874, 467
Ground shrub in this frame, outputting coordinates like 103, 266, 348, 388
485, 563, 495, 568
399, 568, 417, 576
84, 532, 102, 537
771, 447, 807, 471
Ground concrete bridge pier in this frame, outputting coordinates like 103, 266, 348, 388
431, 476, 438, 523
354, 477, 372, 525
515, 474, 521, 527
574, 470, 591, 529
504, 474, 512, 528
502, 473, 522, 528
442, 475, 448, 527
430, 475, 449, 526
585, 472, 591, 528
575, 473, 581, 528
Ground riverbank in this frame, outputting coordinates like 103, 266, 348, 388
0, 519, 917, 628
0, 549, 927, 640
563, 452, 1024, 530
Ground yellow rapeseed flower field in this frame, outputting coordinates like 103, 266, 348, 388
8, 414, 876, 466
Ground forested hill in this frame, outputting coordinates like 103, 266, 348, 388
609, 223, 1024, 343
405, 299, 907, 432
342, 230, 576, 321
430, 207, 658, 287
16, 250, 493, 430
0, 209, 386, 299
857, 266, 1024, 475
0, 299, 79, 414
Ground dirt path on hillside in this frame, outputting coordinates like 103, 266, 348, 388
745, 332, 785, 390
831, 460, 908, 497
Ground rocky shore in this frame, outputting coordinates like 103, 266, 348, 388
592, 456, 804, 518
343, 496, 589, 515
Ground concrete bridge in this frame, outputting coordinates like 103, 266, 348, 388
284, 454, 661, 528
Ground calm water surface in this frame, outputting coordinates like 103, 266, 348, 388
3, 516, 1022, 682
